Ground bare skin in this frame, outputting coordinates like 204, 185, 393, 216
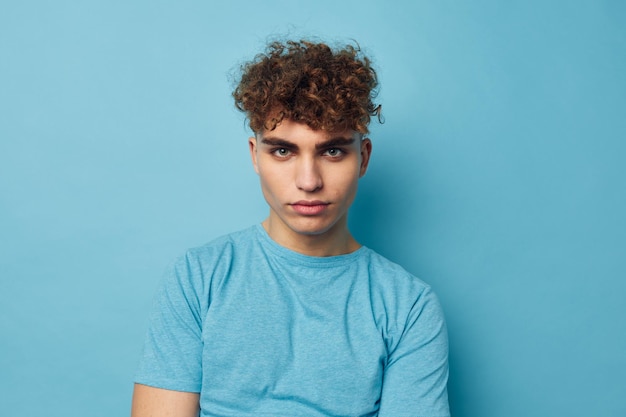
250, 119, 372, 257
131, 384, 199, 417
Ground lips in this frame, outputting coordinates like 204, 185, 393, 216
290, 200, 330, 215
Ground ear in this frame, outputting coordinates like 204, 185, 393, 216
249, 136, 259, 174
359, 138, 372, 177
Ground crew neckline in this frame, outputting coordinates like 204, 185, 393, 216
254, 223, 367, 268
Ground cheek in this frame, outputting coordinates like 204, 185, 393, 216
258, 166, 290, 193
330, 167, 360, 199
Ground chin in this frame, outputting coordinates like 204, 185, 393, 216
287, 218, 339, 237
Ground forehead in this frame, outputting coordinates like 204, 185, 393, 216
258, 119, 360, 144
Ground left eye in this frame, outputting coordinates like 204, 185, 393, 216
325, 148, 343, 157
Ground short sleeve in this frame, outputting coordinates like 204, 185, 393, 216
377, 287, 450, 417
134, 252, 204, 393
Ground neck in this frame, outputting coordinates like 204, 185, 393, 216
262, 217, 361, 257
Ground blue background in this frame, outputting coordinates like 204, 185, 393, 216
1, 1, 625, 416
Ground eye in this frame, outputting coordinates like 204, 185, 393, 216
324, 148, 344, 158
272, 148, 292, 158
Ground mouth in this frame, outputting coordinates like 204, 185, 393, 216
290, 200, 330, 216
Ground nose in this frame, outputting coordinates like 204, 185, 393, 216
295, 157, 323, 192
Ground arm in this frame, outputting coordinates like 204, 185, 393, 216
131, 384, 200, 417
133, 251, 207, 415
377, 288, 450, 417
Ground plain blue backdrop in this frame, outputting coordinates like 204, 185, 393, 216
1, 1, 625, 416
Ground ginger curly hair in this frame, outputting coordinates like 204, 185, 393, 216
233, 40, 381, 134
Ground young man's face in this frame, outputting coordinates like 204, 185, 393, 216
249, 119, 372, 252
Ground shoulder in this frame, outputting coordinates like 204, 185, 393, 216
360, 248, 445, 336
163, 226, 258, 292
183, 225, 257, 266
362, 248, 434, 299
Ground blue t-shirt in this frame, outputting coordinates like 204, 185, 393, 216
135, 225, 450, 417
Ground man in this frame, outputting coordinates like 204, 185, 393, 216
132, 39, 450, 417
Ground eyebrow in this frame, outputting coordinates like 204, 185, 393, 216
260, 136, 356, 150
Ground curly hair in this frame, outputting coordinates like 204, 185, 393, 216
233, 40, 381, 134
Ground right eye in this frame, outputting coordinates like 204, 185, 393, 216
272, 148, 292, 158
